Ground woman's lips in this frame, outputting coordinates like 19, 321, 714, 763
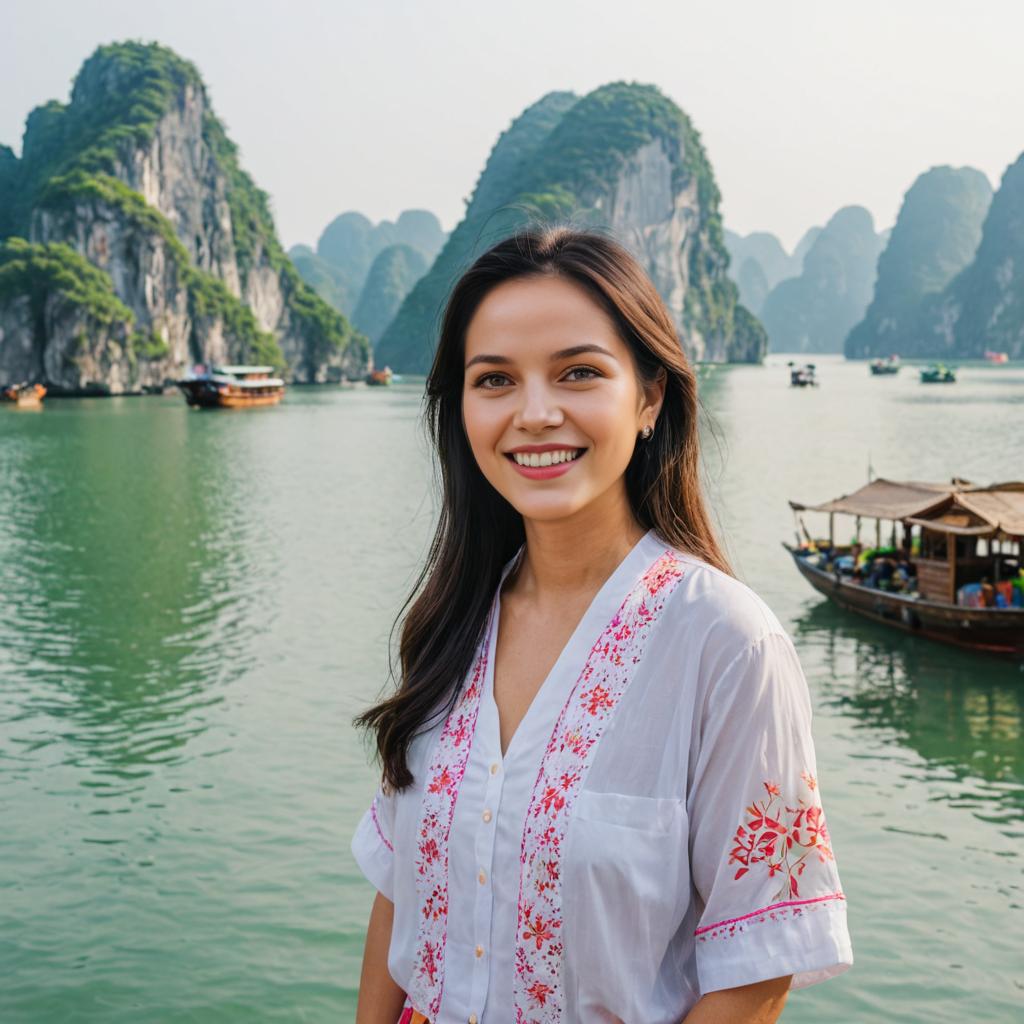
504, 449, 586, 479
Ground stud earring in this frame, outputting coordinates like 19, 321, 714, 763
641, 425, 653, 440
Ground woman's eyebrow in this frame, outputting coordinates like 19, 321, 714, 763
465, 343, 617, 370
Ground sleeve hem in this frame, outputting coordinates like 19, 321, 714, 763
696, 905, 853, 995
350, 809, 395, 901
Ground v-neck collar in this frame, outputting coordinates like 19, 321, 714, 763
484, 527, 662, 767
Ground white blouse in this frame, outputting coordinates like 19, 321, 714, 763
351, 528, 852, 1024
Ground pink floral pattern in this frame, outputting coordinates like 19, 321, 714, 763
694, 771, 844, 941
512, 550, 686, 1023
728, 773, 834, 901
406, 612, 493, 1019
371, 792, 394, 853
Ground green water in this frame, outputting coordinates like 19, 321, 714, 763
1, 355, 1021, 1022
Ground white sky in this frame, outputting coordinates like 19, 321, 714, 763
2, 0, 1020, 253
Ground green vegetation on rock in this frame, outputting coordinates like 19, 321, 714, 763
0, 236, 133, 326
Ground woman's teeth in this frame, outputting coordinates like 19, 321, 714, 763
510, 448, 584, 468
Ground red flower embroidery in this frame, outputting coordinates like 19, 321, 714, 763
729, 772, 835, 902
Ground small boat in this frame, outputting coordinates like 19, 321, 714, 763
365, 366, 393, 387
869, 355, 900, 375
985, 350, 1009, 364
1, 382, 47, 406
787, 361, 818, 387
175, 364, 285, 408
786, 478, 1024, 659
920, 363, 956, 384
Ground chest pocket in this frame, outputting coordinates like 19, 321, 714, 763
563, 789, 690, 1022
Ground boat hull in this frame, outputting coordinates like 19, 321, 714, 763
176, 380, 284, 408
785, 544, 1024, 659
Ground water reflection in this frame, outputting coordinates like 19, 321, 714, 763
0, 399, 268, 789
793, 600, 1024, 824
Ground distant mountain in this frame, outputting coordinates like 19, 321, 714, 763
0, 42, 369, 393
351, 244, 428, 345
760, 206, 885, 353
915, 154, 1024, 359
724, 229, 803, 314
378, 83, 766, 373
300, 208, 446, 315
287, 245, 356, 316
845, 166, 992, 358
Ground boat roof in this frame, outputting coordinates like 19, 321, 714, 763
211, 365, 277, 375
790, 478, 1024, 537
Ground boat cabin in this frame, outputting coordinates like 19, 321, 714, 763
789, 478, 1024, 606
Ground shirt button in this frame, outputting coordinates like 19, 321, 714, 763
475, 944, 484, 958
469, 1016, 478, 1024
478, 869, 487, 884
490, 762, 499, 774
482, 809, 492, 822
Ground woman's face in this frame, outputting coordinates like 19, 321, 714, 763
461, 273, 663, 525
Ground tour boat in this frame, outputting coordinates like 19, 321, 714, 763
985, 350, 1009, 364
785, 478, 1024, 659
175, 365, 285, 408
869, 355, 900, 375
365, 366, 393, 386
920, 364, 956, 384
787, 361, 818, 387
1, 382, 46, 405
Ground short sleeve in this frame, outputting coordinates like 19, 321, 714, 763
687, 631, 853, 995
350, 778, 396, 901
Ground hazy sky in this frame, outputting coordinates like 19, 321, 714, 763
3, 0, 1021, 253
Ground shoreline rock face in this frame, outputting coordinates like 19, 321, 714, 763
0, 42, 369, 395
377, 83, 766, 372
845, 166, 993, 359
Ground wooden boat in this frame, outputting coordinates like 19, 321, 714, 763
787, 478, 1024, 659
175, 365, 285, 408
869, 355, 900, 375
365, 366, 393, 386
787, 361, 818, 387
985, 350, 1009, 364
920, 363, 956, 383
1, 382, 46, 405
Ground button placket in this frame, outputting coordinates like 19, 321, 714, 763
468, 728, 503, 1021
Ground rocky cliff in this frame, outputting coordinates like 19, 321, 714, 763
760, 206, 884, 353
0, 42, 369, 394
845, 166, 992, 358
377, 84, 765, 373
351, 244, 428, 345
881, 156, 1023, 359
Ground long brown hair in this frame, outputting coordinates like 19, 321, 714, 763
353, 224, 732, 790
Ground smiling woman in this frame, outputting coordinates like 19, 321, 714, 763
351, 225, 852, 1024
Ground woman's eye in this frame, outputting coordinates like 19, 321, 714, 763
565, 366, 600, 381
472, 366, 600, 388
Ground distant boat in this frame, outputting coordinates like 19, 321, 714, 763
870, 355, 900, 375
175, 365, 285, 408
786, 477, 1024, 659
365, 366, 393, 386
787, 361, 818, 387
985, 350, 1009, 364
1, 382, 46, 406
920, 364, 956, 384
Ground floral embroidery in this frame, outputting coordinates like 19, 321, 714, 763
512, 550, 686, 1024
370, 792, 393, 853
692, 772, 845, 943
406, 611, 493, 1019
728, 773, 834, 901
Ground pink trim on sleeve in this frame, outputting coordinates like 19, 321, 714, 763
695, 892, 846, 940
371, 793, 394, 853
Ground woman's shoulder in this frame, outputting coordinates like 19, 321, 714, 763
651, 539, 791, 667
